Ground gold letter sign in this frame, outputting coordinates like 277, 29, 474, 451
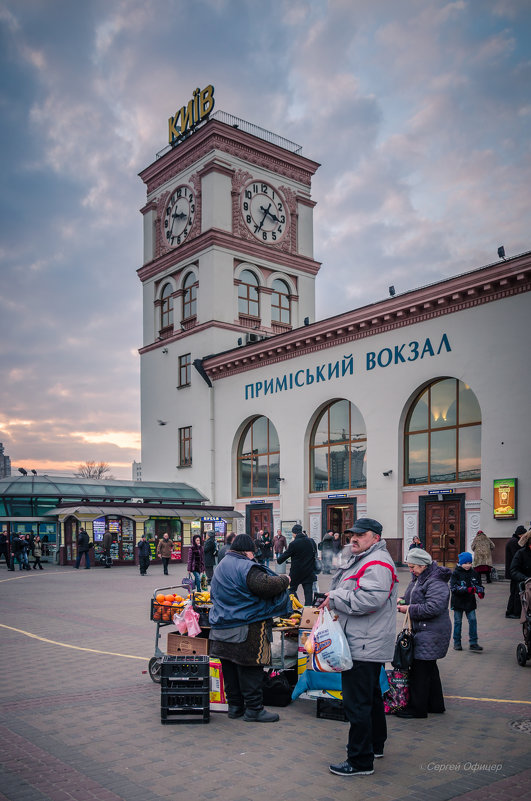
168, 85, 215, 145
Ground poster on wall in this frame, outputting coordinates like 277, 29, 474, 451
281, 520, 298, 540
493, 478, 517, 519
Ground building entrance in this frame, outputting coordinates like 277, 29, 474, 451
422, 498, 464, 566
246, 504, 273, 539
321, 499, 356, 545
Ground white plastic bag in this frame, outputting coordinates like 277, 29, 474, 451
305, 607, 353, 672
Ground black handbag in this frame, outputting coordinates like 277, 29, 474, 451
262, 669, 293, 707
391, 610, 414, 670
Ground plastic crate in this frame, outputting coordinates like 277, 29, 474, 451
161, 675, 209, 691
161, 690, 210, 724
316, 697, 348, 722
160, 655, 210, 678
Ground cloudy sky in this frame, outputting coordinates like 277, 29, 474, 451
1, 0, 529, 479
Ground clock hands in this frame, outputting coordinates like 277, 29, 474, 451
256, 203, 271, 233
259, 204, 280, 223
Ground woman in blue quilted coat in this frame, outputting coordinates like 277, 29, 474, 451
396, 548, 452, 719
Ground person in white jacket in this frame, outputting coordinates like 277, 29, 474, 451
320, 518, 398, 778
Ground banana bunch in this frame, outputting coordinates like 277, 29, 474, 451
194, 590, 211, 604
289, 593, 303, 610
276, 611, 302, 629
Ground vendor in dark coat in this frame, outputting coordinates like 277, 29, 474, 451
209, 534, 290, 722
396, 548, 452, 719
506, 525, 526, 618
276, 524, 316, 605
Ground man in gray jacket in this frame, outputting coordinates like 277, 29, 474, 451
320, 518, 398, 777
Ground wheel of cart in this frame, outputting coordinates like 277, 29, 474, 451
149, 577, 195, 683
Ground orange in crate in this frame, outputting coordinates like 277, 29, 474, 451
165, 594, 175, 602
156, 594, 165, 603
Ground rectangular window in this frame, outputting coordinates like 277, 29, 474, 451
178, 353, 191, 387
179, 427, 192, 466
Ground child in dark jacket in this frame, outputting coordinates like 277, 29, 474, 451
450, 552, 484, 652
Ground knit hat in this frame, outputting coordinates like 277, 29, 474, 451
230, 534, 256, 553
514, 525, 526, 537
406, 548, 433, 566
348, 518, 383, 537
518, 529, 531, 548
292, 524, 303, 535
458, 552, 473, 565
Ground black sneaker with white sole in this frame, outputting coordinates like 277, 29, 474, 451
329, 760, 374, 776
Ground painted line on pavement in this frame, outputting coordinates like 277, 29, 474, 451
446, 694, 531, 705
0, 623, 149, 661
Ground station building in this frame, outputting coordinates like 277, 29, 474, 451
137, 100, 531, 567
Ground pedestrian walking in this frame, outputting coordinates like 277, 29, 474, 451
187, 534, 205, 590
75, 528, 91, 569
137, 534, 151, 576
32, 535, 44, 570
273, 529, 287, 560
102, 529, 113, 567
450, 552, 484, 651
471, 529, 495, 583
203, 530, 218, 583
276, 524, 316, 605
0, 532, 10, 569
157, 532, 173, 575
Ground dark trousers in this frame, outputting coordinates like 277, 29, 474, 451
33, 556, 43, 569
506, 579, 522, 617
139, 556, 150, 575
409, 658, 445, 716
219, 659, 264, 711
289, 579, 313, 606
341, 661, 386, 770
75, 550, 90, 568
205, 566, 214, 582
0, 550, 10, 568
161, 557, 170, 575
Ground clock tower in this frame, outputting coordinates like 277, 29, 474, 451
138, 108, 320, 489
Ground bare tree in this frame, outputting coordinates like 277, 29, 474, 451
74, 461, 115, 480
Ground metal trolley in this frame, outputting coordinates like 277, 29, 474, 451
148, 578, 196, 683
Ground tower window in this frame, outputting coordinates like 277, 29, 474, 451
183, 273, 197, 320
271, 279, 291, 325
238, 269, 260, 317
160, 283, 173, 331
179, 426, 192, 466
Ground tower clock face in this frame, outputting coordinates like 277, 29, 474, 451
241, 181, 288, 243
163, 185, 195, 247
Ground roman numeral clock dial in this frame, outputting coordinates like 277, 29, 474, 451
163, 185, 195, 247
241, 181, 288, 243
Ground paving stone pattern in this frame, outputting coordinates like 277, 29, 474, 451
0, 562, 529, 801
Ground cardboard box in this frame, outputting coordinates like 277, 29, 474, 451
300, 606, 321, 629
167, 632, 209, 656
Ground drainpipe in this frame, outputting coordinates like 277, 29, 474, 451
193, 359, 215, 503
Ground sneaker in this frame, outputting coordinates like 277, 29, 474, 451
469, 644, 483, 651
453, 643, 462, 651
329, 760, 374, 777
374, 752, 384, 759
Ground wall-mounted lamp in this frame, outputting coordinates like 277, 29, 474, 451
497, 245, 506, 260
18, 467, 28, 475
162, 347, 168, 354
382, 470, 393, 477
303, 317, 310, 326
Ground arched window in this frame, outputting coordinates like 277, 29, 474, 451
238, 269, 259, 318
160, 283, 173, 331
182, 273, 197, 320
310, 400, 366, 492
405, 378, 481, 484
271, 279, 291, 325
237, 416, 279, 497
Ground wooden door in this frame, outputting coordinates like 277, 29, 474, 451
425, 501, 461, 566
327, 504, 355, 544
249, 508, 272, 537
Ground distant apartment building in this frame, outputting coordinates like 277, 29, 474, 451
0, 443, 11, 478
132, 461, 142, 481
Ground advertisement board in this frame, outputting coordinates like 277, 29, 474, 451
493, 478, 517, 519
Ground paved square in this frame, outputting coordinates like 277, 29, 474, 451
0, 563, 529, 801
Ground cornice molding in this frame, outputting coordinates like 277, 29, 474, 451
202, 253, 531, 380
137, 228, 321, 282
139, 119, 320, 195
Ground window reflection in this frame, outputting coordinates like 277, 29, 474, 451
405, 379, 481, 485
310, 401, 367, 492
237, 416, 280, 497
